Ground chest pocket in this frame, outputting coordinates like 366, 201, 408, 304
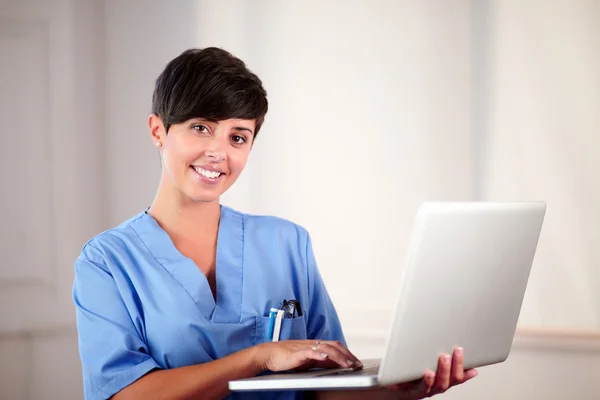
255, 315, 307, 344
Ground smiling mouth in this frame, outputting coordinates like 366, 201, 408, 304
192, 166, 224, 179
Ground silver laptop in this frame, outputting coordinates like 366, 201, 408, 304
229, 201, 546, 391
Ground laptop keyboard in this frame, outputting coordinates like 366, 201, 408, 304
316, 365, 379, 377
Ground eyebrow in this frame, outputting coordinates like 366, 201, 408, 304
232, 126, 254, 135
192, 119, 254, 135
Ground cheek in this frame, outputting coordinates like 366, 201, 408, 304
166, 139, 200, 168
228, 152, 250, 176
163, 150, 187, 177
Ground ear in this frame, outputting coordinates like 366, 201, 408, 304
148, 114, 166, 147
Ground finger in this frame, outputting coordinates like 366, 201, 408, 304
299, 347, 331, 365
320, 340, 363, 369
291, 358, 318, 372
464, 368, 478, 381
432, 353, 451, 393
422, 369, 436, 395
386, 370, 435, 398
310, 358, 342, 370
387, 376, 424, 392
450, 347, 465, 384
315, 343, 359, 369
313, 341, 360, 369
400, 371, 436, 399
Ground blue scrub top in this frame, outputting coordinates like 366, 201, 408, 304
73, 205, 346, 400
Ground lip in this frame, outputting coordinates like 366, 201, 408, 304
193, 164, 226, 174
190, 165, 225, 185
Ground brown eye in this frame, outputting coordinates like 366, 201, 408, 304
231, 135, 247, 144
193, 125, 209, 133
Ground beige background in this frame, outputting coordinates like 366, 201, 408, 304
1, 0, 599, 398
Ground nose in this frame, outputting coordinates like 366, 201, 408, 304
205, 140, 227, 163
205, 149, 226, 162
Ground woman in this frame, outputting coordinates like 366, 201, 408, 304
73, 47, 477, 400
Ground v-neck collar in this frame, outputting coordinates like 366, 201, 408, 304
131, 205, 245, 323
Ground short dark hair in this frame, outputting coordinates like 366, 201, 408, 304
152, 47, 268, 136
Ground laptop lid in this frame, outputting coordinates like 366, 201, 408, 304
377, 201, 546, 385
229, 201, 546, 391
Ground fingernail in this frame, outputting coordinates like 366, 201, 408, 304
357, 360, 363, 368
444, 354, 451, 363
321, 353, 328, 358
347, 359, 354, 366
456, 347, 464, 355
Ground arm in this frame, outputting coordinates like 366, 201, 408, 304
113, 345, 263, 400
74, 254, 269, 400
114, 338, 366, 400
74, 249, 362, 400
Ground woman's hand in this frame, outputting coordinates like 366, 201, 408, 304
257, 340, 363, 373
385, 347, 478, 399
315, 347, 478, 400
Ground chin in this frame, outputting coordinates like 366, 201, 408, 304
187, 192, 221, 203
186, 179, 235, 202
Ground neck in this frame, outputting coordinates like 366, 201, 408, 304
147, 173, 221, 239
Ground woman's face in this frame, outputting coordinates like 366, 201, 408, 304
150, 115, 255, 204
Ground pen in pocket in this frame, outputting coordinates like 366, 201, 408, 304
272, 309, 284, 342
267, 308, 278, 340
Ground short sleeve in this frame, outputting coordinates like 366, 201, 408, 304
304, 233, 347, 346
73, 254, 160, 399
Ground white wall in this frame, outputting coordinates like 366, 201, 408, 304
483, 0, 600, 330
0, 0, 100, 397
196, 0, 600, 333
1, 1, 599, 399
104, 0, 198, 224
197, 0, 475, 335
0, 0, 198, 399
194, 0, 600, 398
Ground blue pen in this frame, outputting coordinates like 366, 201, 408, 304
267, 308, 278, 340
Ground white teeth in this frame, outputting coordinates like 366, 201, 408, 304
194, 167, 221, 179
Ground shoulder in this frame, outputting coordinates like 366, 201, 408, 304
77, 211, 147, 266
225, 205, 309, 236
223, 205, 311, 248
